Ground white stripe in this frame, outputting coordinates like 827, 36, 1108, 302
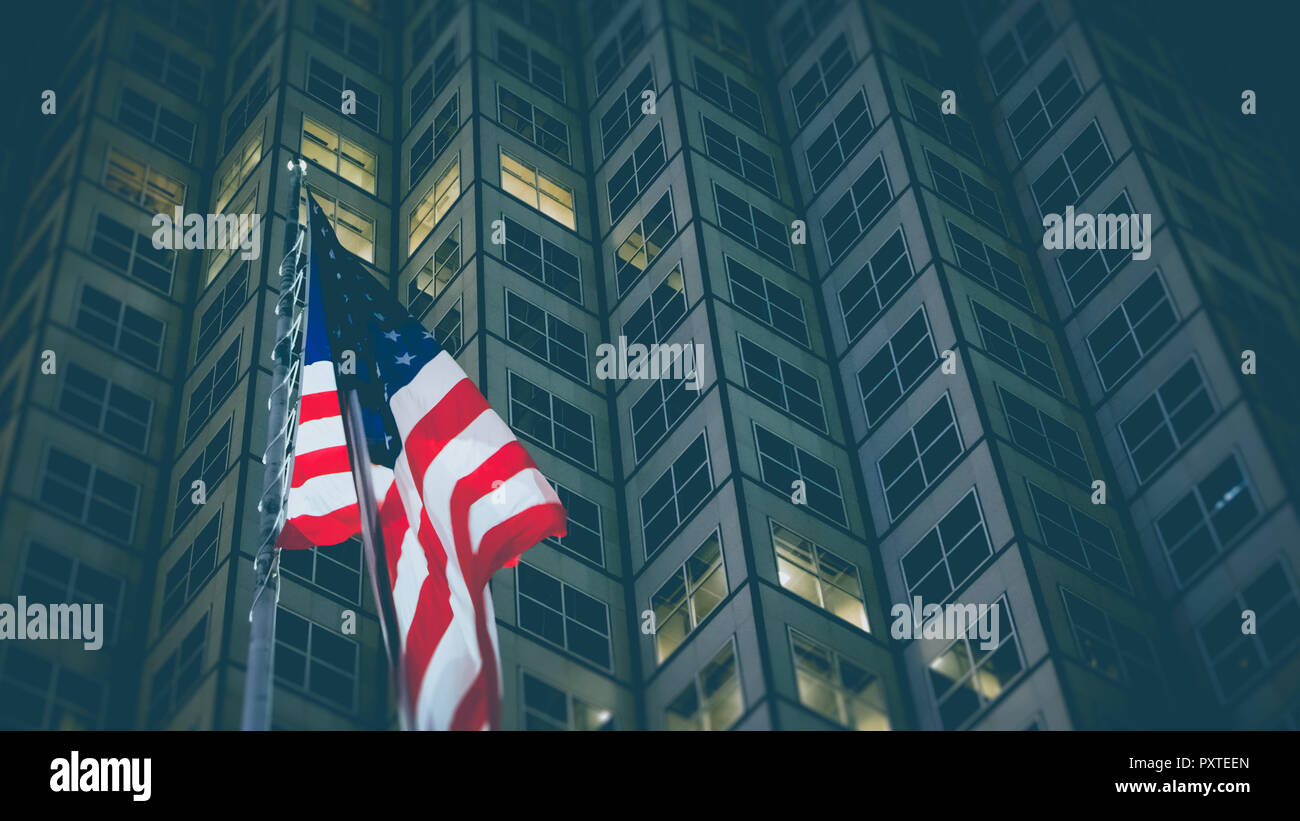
301, 360, 337, 395
295, 416, 347, 456
416, 411, 515, 548
465, 468, 558, 553
390, 529, 427, 645
389, 350, 469, 440
284, 472, 355, 518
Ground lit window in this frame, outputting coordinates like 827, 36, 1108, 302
103, 147, 186, 212
214, 132, 262, 214
665, 639, 743, 730
928, 594, 1023, 728
521, 672, 613, 730
772, 521, 868, 631
651, 531, 727, 662
300, 188, 377, 262
301, 116, 377, 194
500, 150, 575, 230
791, 630, 889, 730
408, 157, 460, 256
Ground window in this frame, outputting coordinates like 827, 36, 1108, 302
103, 147, 186, 212
715, 183, 792, 268
500, 150, 575, 229
1145, 117, 1218, 196
901, 489, 993, 604
1028, 483, 1127, 588
498, 31, 564, 101
410, 39, 457, 123
1058, 190, 1135, 305
806, 90, 874, 192
305, 188, 377, 262
508, 372, 595, 469
858, 307, 936, 427
275, 608, 358, 711
791, 630, 889, 729
300, 118, 376, 194
58, 363, 152, 451
1031, 121, 1113, 216
91, 213, 175, 294
928, 595, 1023, 728
549, 484, 603, 566
641, 433, 712, 557
906, 84, 980, 161
665, 639, 743, 730
499, 85, 569, 162
972, 301, 1061, 394
614, 191, 675, 295
174, 420, 231, 533
725, 256, 808, 345
280, 538, 363, 604
755, 424, 845, 525
631, 356, 698, 462
521, 672, 613, 730
791, 35, 853, 126
1062, 590, 1162, 692
223, 69, 269, 153
17, 542, 125, 646
307, 58, 379, 131
823, 156, 892, 265
694, 57, 763, 133
772, 521, 868, 631
652, 532, 727, 662
197, 264, 248, 360
233, 14, 274, 79
1197, 561, 1299, 701
39, 447, 139, 542
314, 5, 381, 71
505, 291, 587, 382
879, 394, 963, 520
409, 94, 459, 188
600, 65, 654, 159
407, 225, 461, 319
495, 0, 560, 41
502, 217, 582, 302
888, 23, 944, 85
1158, 455, 1260, 587
516, 563, 611, 669
1119, 359, 1215, 483
0, 647, 107, 730
75, 285, 165, 370
625, 264, 686, 350
739, 337, 825, 432
128, 31, 204, 100
214, 132, 262, 214
594, 11, 644, 93
432, 298, 463, 355
985, 3, 1052, 93
998, 387, 1089, 483
607, 124, 666, 222
927, 150, 1004, 232
117, 88, 196, 160
161, 512, 219, 626
778, 0, 837, 63
702, 116, 777, 197
948, 223, 1031, 308
838, 228, 913, 340
687, 2, 749, 65
1007, 60, 1082, 157
185, 338, 240, 442
409, 157, 459, 254
147, 614, 207, 726
204, 188, 258, 284
1176, 191, 1252, 269
1087, 271, 1177, 390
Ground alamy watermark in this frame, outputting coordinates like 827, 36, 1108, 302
0, 597, 104, 650
594, 337, 705, 391
1042, 205, 1152, 261
890, 597, 1000, 650
151, 206, 262, 261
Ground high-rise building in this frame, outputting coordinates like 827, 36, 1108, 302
1, 0, 1295, 732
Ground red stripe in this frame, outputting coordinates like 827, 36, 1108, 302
289, 445, 351, 488
278, 503, 360, 549
298, 391, 341, 423
401, 379, 489, 486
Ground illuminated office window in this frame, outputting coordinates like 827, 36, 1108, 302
300, 188, 376, 262
206, 188, 258, 284
772, 521, 868, 631
409, 156, 460, 256
103, 146, 186, 212
301, 116, 377, 194
664, 638, 743, 730
651, 531, 727, 663
500, 150, 575, 230
214, 131, 262, 214
790, 629, 889, 730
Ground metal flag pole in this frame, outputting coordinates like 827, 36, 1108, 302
241, 158, 308, 731
340, 388, 414, 730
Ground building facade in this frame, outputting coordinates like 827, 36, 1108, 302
0, 0, 1295, 731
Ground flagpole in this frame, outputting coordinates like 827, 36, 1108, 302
241, 158, 308, 730
340, 388, 414, 730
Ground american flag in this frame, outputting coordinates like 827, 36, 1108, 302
277, 191, 566, 730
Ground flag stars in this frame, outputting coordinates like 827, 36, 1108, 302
395, 352, 415, 366
384, 329, 400, 342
